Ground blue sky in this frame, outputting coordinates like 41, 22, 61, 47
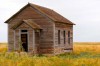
0, 0, 100, 42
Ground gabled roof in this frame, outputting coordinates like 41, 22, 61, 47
5, 3, 75, 25
11, 19, 41, 30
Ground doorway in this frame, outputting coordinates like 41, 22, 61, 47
21, 32, 28, 52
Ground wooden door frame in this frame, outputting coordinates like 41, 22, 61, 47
20, 30, 29, 52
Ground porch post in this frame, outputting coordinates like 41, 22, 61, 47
33, 30, 35, 54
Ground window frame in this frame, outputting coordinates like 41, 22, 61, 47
21, 30, 28, 34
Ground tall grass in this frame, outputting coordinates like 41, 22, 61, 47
74, 42, 100, 54
0, 43, 7, 52
0, 42, 100, 66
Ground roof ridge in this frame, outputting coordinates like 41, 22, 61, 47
28, 3, 53, 11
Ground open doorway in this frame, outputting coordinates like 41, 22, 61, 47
21, 30, 28, 52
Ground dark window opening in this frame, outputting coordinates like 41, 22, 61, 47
21, 30, 27, 32
68, 31, 70, 44
63, 30, 66, 44
68, 31, 70, 37
58, 30, 60, 44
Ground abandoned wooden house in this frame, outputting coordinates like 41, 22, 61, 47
5, 3, 75, 54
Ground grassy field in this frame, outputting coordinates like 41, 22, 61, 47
0, 42, 100, 66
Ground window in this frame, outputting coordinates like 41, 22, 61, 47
58, 30, 60, 44
21, 30, 27, 32
63, 30, 66, 44
68, 31, 70, 44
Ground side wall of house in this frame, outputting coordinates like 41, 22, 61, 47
8, 23, 14, 51
33, 19, 54, 54
54, 22, 73, 54
7, 5, 54, 54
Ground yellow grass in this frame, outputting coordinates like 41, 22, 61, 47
0, 42, 100, 66
0, 43, 7, 52
74, 42, 100, 54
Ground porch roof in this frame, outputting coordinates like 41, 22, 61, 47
11, 19, 42, 30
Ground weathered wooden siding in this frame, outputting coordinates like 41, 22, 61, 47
54, 22, 73, 54
33, 19, 54, 54
8, 22, 15, 51
8, 5, 54, 54
14, 30, 20, 51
